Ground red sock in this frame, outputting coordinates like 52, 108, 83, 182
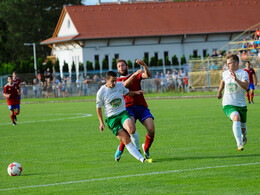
251, 91, 254, 101
119, 142, 125, 152
144, 133, 154, 152
246, 92, 250, 102
10, 114, 14, 123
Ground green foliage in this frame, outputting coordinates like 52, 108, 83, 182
37, 58, 44, 74
157, 59, 163, 66
143, 57, 148, 66
79, 62, 84, 71
54, 58, 60, 72
102, 58, 108, 70
165, 56, 171, 65
172, 55, 179, 65
0, 0, 82, 64
0, 61, 16, 75
86, 61, 93, 71
150, 56, 157, 66
112, 58, 117, 69
134, 59, 138, 68
45, 59, 53, 71
71, 62, 76, 72
96, 60, 101, 70
181, 54, 187, 65
127, 60, 132, 68
63, 61, 69, 72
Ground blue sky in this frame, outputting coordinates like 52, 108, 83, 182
82, 0, 129, 5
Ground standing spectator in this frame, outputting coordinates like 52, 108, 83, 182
76, 75, 84, 96
33, 79, 38, 98
44, 67, 51, 80
165, 70, 172, 91
183, 73, 189, 93
160, 72, 166, 93
21, 82, 27, 98
154, 74, 160, 93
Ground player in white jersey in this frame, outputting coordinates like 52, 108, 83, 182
217, 54, 249, 151
96, 71, 152, 163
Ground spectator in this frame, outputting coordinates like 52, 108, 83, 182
154, 74, 160, 93
183, 73, 189, 93
44, 67, 51, 80
160, 72, 166, 93
33, 79, 38, 98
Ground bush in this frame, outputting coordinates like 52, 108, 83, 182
143, 57, 148, 66
165, 56, 171, 65
127, 60, 132, 68
87, 61, 93, 70
54, 58, 60, 72
63, 61, 69, 72
157, 59, 163, 66
96, 60, 101, 70
150, 56, 157, 66
172, 55, 179, 65
112, 58, 117, 69
181, 54, 187, 65
79, 62, 84, 71
0, 61, 16, 75
102, 58, 108, 70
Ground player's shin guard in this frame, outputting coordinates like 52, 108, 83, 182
10, 114, 14, 123
130, 131, 140, 150
125, 142, 145, 162
144, 133, 154, 152
232, 121, 242, 147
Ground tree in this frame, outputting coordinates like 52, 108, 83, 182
102, 58, 108, 70
79, 62, 84, 71
95, 60, 101, 70
172, 55, 179, 65
71, 62, 76, 72
63, 61, 69, 72
127, 60, 133, 68
86, 61, 93, 70
112, 58, 117, 69
0, 0, 82, 64
181, 54, 187, 65
143, 57, 148, 66
54, 58, 60, 72
150, 57, 157, 66
157, 59, 163, 66
165, 56, 171, 65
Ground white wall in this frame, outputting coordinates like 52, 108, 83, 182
58, 13, 78, 37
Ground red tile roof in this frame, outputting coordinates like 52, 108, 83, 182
41, 0, 260, 45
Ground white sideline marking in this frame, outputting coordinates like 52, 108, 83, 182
0, 113, 92, 126
0, 162, 259, 191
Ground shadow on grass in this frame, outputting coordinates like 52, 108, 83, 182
153, 153, 260, 163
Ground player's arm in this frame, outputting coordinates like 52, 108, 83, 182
126, 90, 144, 97
136, 59, 152, 79
123, 69, 144, 88
96, 107, 105, 132
217, 80, 225, 99
3, 93, 10, 98
231, 72, 249, 91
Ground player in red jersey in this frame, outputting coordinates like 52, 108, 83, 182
3, 76, 20, 125
244, 61, 257, 104
115, 59, 155, 161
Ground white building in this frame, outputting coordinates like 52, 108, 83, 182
41, 0, 260, 77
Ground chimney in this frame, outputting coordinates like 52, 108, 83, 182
97, 0, 101, 5
117, 0, 121, 4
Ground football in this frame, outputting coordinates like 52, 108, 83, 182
7, 162, 22, 176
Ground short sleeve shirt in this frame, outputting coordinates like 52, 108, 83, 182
222, 69, 249, 107
96, 82, 129, 117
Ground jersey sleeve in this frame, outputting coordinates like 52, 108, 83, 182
96, 89, 103, 108
120, 82, 129, 95
242, 70, 249, 82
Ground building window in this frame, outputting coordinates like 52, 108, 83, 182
193, 50, 198, 58
115, 54, 119, 60
203, 49, 208, 58
164, 51, 168, 62
95, 55, 99, 62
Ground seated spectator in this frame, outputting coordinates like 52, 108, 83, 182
210, 62, 218, 70
255, 28, 260, 40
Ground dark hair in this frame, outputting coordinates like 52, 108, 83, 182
246, 61, 250, 65
226, 54, 239, 63
8, 75, 12, 79
116, 59, 128, 66
106, 71, 117, 79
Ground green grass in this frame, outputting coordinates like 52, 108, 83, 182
0, 97, 259, 194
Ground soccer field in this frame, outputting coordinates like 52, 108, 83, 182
0, 97, 259, 194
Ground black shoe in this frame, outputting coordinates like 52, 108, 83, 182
13, 122, 17, 126
248, 101, 251, 104
14, 115, 17, 122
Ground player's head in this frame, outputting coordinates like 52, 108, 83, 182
7, 75, 13, 84
245, 61, 250, 69
105, 71, 117, 88
226, 54, 239, 72
12, 71, 17, 79
117, 59, 128, 76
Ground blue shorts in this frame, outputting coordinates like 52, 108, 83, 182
249, 83, 255, 90
8, 104, 20, 110
126, 105, 154, 123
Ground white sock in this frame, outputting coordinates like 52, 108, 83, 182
232, 121, 242, 147
125, 142, 145, 162
130, 131, 140, 150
